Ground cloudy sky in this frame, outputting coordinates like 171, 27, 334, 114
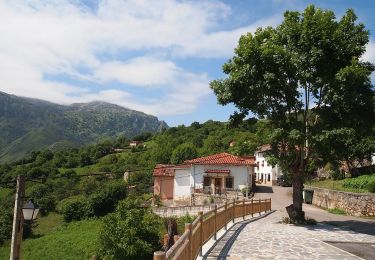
1, 0, 374, 126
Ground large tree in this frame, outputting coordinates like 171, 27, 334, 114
210, 5, 374, 222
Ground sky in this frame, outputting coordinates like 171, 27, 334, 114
0, 0, 374, 126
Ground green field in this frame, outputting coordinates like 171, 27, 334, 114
0, 218, 100, 260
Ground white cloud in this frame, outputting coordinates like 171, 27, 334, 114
363, 40, 375, 63
94, 57, 178, 87
0, 0, 280, 117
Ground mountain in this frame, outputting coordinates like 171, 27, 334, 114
0, 91, 168, 162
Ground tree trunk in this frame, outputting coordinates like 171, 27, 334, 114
286, 153, 305, 222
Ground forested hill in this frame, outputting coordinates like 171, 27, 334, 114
0, 91, 167, 162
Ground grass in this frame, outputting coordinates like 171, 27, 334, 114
0, 219, 101, 260
327, 208, 346, 215
307, 179, 369, 193
32, 212, 64, 236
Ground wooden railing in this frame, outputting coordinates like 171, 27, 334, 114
154, 198, 271, 260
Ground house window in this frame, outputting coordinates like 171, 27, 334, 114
203, 177, 211, 187
225, 177, 233, 189
267, 174, 271, 182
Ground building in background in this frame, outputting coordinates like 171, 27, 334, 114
254, 145, 283, 186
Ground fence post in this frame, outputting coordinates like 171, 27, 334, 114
214, 204, 217, 240
224, 201, 228, 230
269, 198, 272, 211
154, 251, 166, 260
232, 199, 235, 223
251, 198, 254, 217
198, 211, 203, 256
242, 199, 245, 220
259, 199, 261, 216
185, 223, 192, 260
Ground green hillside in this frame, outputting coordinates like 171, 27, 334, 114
0, 91, 167, 163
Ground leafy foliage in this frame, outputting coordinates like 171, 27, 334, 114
210, 5, 375, 220
98, 196, 164, 260
342, 174, 375, 191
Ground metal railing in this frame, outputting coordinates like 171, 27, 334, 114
153, 198, 271, 260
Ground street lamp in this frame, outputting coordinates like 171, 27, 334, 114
22, 200, 39, 221
10, 176, 40, 260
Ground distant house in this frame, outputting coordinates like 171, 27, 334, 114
153, 164, 175, 204
129, 140, 144, 147
254, 144, 283, 186
153, 153, 256, 205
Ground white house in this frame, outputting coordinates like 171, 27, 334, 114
153, 153, 256, 204
254, 145, 283, 186
174, 153, 256, 203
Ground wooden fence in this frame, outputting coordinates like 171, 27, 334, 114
153, 198, 271, 260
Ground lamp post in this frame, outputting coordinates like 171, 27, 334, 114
10, 176, 39, 260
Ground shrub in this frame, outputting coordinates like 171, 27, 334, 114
367, 182, 375, 193
0, 198, 13, 245
88, 181, 127, 217
241, 187, 251, 197
342, 174, 375, 191
27, 184, 56, 215
177, 214, 196, 235
58, 196, 91, 222
98, 196, 164, 259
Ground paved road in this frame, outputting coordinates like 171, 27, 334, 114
253, 185, 375, 236
202, 185, 375, 259
224, 211, 375, 260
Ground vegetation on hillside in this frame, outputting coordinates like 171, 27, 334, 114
0, 91, 167, 162
0, 119, 271, 258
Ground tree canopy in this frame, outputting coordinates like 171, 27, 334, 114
211, 5, 375, 221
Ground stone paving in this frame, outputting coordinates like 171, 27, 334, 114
203, 211, 375, 260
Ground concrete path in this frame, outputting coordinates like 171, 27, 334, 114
225, 211, 375, 259
201, 185, 375, 259
253, 185, 375, 235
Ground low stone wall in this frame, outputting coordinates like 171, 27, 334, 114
310, 187, 375, 217
152, 204, 221, 217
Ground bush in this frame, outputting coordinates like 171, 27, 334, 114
58, 196, 91, 222
27, 184, 56, 215
177, 214, 196, 235
98, 196, 164, 259
0, 198, 13, 245
367, 182, 375, 193
241, 187, 251, 197
342, 174, 375, 191
88, 181, 127, 217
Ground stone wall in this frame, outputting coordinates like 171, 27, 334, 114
311, 187, 375, 217
152, 204, 220, 217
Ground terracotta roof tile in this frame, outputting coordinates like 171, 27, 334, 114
152, 164, 175, 177
184, 152, 256, 166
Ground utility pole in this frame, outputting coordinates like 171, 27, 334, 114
10, 175, 25, 260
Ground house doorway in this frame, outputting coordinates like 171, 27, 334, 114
214, 178, 222, 194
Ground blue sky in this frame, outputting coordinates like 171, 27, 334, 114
0, 0, 374, 126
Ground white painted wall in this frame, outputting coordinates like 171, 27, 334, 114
174, 168, 192, 198
254, 151, 282, 183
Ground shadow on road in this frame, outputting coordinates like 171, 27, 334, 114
319, 220, 375, 236
203, 211, 275, 259
254, 185, 274, 194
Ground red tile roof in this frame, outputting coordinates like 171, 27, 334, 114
152, 164, 175, 177
183, 153, 256, 166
